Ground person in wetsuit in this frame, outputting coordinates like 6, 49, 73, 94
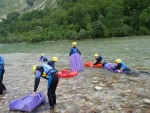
47, 57, 58, 70
69, 42, 81, 56
0, 55, 6, 95
113, 59, 127, 72
93, 54, 107, 67
39, 54, 48, 62
32, 64, 59, 110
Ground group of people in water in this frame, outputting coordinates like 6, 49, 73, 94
0, 41, 128, 111
32, 41, 128, 110
94, 54, 127, 72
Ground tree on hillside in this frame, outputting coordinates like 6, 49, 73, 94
3, 12, 20, 24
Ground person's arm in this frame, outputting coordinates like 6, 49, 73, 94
93, 57, 102, 65
69, 48, 73, 56
33, 68, 43, 95
113, 63, 122, 70
34, 78, 40, 92
77, 48, 81, 55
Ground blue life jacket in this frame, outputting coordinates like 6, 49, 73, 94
71, 47, 79, 55
121, 62, 127, 71
41, 64, 56, 79
0, 56, 4, 69
41, 64, 56, 88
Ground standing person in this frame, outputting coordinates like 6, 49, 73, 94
113, 59, 127, 72
69, 42, 81, 56
69, 42, 84, 71
0, 55, 6, 95
93, 54, 107, 67
32, 64, 59, 110
39, 54, 48, 62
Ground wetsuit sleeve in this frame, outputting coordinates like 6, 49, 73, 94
93, 57, 102, 65
69, 48, 73, 56
77, 48, 81, 55
34, 69, 43, 92
40, 56, 43, 60
34, 78, 40, 92
113, 63, 122, 70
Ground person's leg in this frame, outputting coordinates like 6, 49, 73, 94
0, 83, 3, 95
2, 83, 6, 90
1, 69, 6, 90
47, 73, 59, 109
53, 92, 56, 105
1, 69, 5, 81
51, 73, 59, 106
47, 89, 54, 109
0, 78, 3, 94
0, 69, 3, 94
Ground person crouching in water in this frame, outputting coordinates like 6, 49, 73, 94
39, 54, 48, 62
93, 54, 107, 67
47, 57, 58, 70
113, 59, 127, 72
32, 64, 59, 110
69, 42, 81, 56
0, 55, 6, 95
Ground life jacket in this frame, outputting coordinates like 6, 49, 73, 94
0, 56, 4, 69
41, 64, 56, 79
120, 62, 127, 71
71, 47, 79, 55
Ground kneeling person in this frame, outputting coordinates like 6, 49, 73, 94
93, 54, 107, 67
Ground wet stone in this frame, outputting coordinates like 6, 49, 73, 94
143, 98, 150, 104
92, 81, 99, 83
93, 86, 103, 91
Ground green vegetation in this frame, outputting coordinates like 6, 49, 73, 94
0, 0, 26, 16
0, 0, 150, 43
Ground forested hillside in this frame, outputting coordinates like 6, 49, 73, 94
0, 0, 150, 43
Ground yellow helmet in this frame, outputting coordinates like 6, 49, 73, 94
115, 59, 121, 64
94, 54, 99, 58
72, 42, 77, 46
32, 65, 38, 74
41, 53, 44, 56
52, 57, 58, 62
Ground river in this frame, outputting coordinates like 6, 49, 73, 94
0, 36, 150, 113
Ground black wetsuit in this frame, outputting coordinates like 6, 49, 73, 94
93, 56, 103, 65
94, 56, 107, 66
47, 60, 58, 73
0, 68, 6, 95
34, 66, 59, 109
47, 60, 55, 68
